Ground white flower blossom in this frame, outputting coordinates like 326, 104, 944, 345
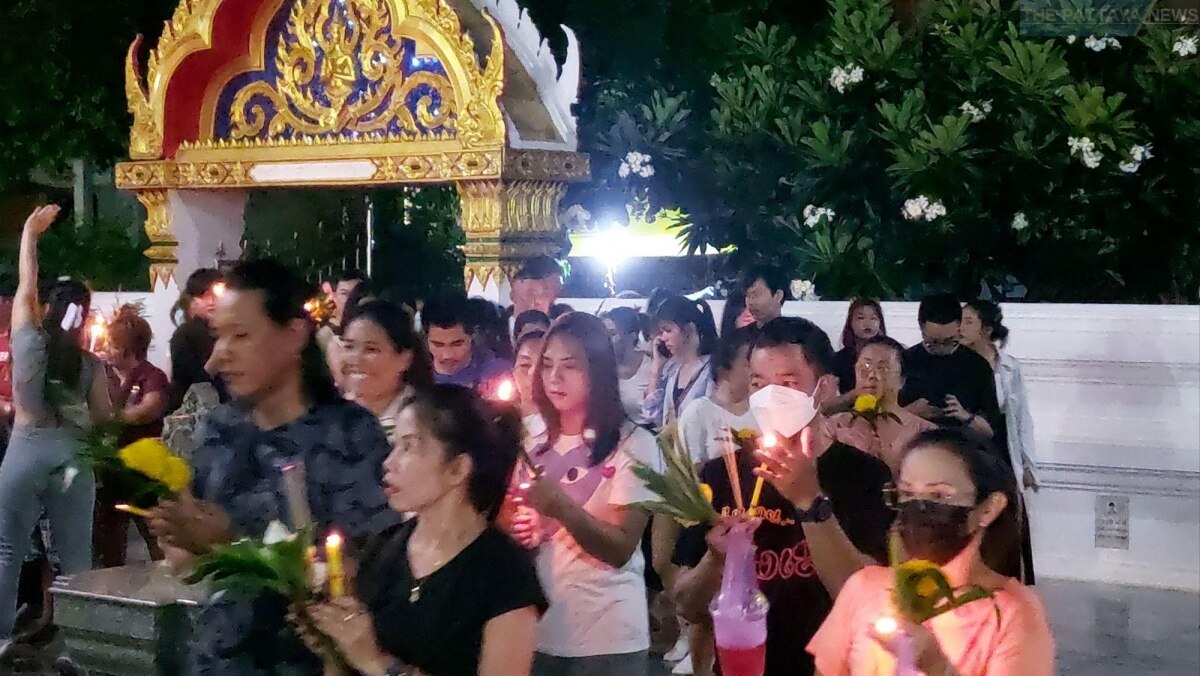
1084, 35, 1121, 52
960, 100, 991, 123
1066, 35, 1078, 44
1011, 212, 1029, 231
263, 520, 296, 546
1174, 36, 1198, 57
1118, 160, 1141, 173
1080, 148, 1103, 168
902, 195, 946, 221
829, 64, 865, 94
1067, 136, 1094, 154
802, 204, 836, 227
618, 151, 655, 180
1130, 144, 1154, 162
902, 195, 930, 220
562, 204, 593, 231
790, 279, 820, 301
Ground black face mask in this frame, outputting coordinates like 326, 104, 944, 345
896, 500, 975, 565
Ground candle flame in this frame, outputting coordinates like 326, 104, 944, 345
761, 432, 779, 448
496, 379, 515, 402
325, 531, 343, 547
213, 282, 227, 298
90, 322, 106, 339
874, 617, 898, 636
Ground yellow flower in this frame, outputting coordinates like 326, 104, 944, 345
161, 456, 192, 494
915, 575, 941, 599
853, 394, 879, 414
735, 429, 757, 441
699, 483, 714, 505
118, 439, 171, 480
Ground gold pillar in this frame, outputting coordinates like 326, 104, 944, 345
135, 190, 178, 289
457, 179, 567, 293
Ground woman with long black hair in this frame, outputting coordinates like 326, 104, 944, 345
509, 312, 661, 675
341, 300, 433, 443
148, 258, 399, 674
642, 296, 719, 429
0, 206, 113, 650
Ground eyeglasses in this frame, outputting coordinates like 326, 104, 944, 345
882, 482, 976, 509
855, 361, 896, 377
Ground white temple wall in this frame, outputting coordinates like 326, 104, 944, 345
85, 291, 1200, 589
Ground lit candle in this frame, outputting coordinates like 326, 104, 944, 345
89, 321, 106, 353
495, 378, 515, 402
325, 531, 345, 597
212, 281, 227, 298
748, 433, 778, 510
873, 617, 898, 635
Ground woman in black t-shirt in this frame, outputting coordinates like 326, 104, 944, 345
305, 384, 547, 676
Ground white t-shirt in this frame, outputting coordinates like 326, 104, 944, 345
528, 425, 662, 657
522, 413, 547, 440
618, 355, 653, 425
677, 396, 761, 465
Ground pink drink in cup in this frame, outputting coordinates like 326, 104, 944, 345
710, 522, 769, 676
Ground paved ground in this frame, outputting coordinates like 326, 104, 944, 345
3, 578, 1198, 674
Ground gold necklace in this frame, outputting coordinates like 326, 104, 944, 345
407, 523, 483, 603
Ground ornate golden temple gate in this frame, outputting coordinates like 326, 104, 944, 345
116, 0, 588, 303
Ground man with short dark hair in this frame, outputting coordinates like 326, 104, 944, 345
900, 293, 1000, 439
511, 256, 563, 316
672, 317, 887, 676
330, 270, 367, 331
422, 297, 511, 390
738, 264, 789, 327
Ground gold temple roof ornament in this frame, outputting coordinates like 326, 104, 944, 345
117, 0, 589, 189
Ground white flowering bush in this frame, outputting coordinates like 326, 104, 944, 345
701, 0, 1200, 301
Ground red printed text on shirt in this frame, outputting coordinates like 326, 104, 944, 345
755, 541, 817, 581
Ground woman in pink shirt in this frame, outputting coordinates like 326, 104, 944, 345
808, 428, 1054, 676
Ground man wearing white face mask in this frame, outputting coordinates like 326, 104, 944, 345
672, 318, 884, 676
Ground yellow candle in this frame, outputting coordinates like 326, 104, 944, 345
115, 503, 153, 518
325, 532, 345, 597
749, 433, 778, 510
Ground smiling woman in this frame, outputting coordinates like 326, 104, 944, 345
341, 300, 433, 442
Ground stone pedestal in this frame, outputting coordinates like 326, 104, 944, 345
50, 563, 208, 676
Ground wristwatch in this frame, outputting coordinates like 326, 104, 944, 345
795, 494, 834, 523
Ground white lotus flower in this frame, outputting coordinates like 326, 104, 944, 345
1011, 213, 1029, 231
1174, 36, 1198, 57
263, 520, 296, 545
1118, 160, 1141, 173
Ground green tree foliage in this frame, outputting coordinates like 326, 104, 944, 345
0, 0, 175, 190
696, 0, 1199, 301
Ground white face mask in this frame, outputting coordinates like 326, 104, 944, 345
749, 384, 817, 439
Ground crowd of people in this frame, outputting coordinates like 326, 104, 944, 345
0, 205, 1054, 675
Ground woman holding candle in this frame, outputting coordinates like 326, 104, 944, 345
148, 258, 399, 675
807, 428, 1054, 675
510, 311, 662, 675
341, 300, 433, 443
0, 206, 114, 652
303, 384, 547, 676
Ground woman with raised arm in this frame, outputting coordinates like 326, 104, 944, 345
510, 312, 662, 675
642, 296, 718, 429
0, 206, 113, 651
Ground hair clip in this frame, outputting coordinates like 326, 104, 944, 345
60, 303, 84, 331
